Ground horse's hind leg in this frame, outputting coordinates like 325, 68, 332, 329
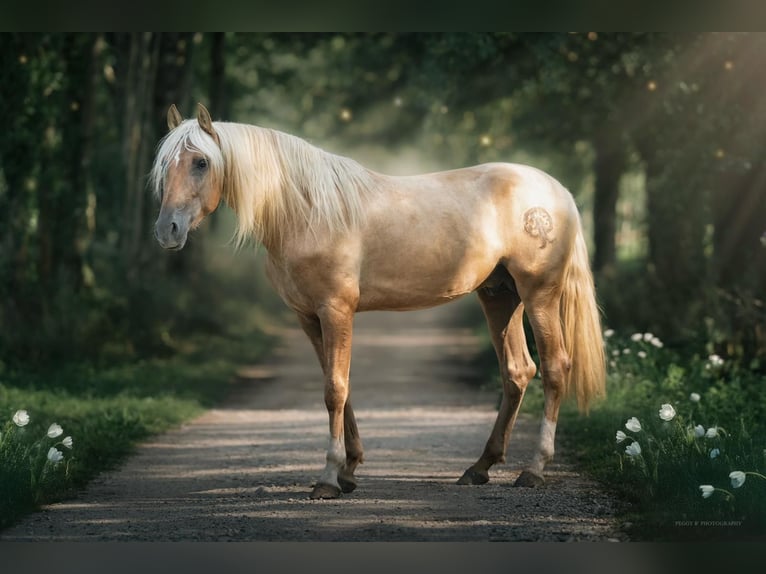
513, 284, 570, 488
457, 286, 536, 485
298, 312, 363, 496
338, 401, 363, 493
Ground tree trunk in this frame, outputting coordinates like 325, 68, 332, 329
210, 33, 227, 118
592, 130, 626, 274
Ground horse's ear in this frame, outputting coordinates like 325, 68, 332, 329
167, 104, 183, 130
196, 103, 220, 146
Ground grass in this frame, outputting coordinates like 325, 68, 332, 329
467, 310, 766, 540
557, 331, 766, 540
0, 328, 274, 530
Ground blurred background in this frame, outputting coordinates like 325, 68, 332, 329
0, 32, 764, 368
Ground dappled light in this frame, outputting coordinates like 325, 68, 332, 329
1, 33, 765, 541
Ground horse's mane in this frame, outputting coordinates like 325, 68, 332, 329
150, 120, 379, 247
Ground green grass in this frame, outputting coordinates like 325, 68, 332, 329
469, 317, 766, 540
0, 329, 274, 530
557, 332, 766, 540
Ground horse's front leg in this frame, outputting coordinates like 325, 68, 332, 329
309, 302, 355, 500
298, 312, 363, 495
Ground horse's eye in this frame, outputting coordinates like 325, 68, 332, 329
196, 158, 208, 170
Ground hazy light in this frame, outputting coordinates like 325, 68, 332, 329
647, 80, 657, 91
339, 108, 352, 121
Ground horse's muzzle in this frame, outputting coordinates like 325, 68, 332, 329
154, 211, 189, 250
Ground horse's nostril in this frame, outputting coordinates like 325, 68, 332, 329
171, 221, 178, 236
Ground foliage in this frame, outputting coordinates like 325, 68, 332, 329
0, 324, 273, 529
559, 330, 766, 540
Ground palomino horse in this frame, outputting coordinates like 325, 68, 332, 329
152, 103, 606, 499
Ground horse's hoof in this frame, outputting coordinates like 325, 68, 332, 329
514, 470, 545, 488
456, 467, 489, 485
310, 483, 342, 499
337, 475, 358, 494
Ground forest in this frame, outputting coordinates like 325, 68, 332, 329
1, 33, 765, 537
1, 32, 764, 364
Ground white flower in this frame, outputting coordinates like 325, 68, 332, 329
616, 430, 627, 443
625, 417, 642, 432
604, 329, 615, 338
709, 448, 720, 459
705, 427, 719, 438
637, 351, 647, 359
706, 354, 724, 369
658, 403, 676, 421
625, 442, 642, 457
729, 471, 746, 488
649, 337, 664, 348
699, 484, 715, 498
47, 447, 64, 464
13, 410, 30, 427
61, 436, 73, 449
693, 424, 705, 438
631, 333, 643, 342
612, 350, 620, 357
643, 333, 654, 342
622, 348, 631, 355
689, 392, 701, 403
47, 423, 63, 438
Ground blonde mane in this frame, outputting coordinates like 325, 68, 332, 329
150, 120, 379, 247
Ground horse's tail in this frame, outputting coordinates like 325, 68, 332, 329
560, 220, 606, 413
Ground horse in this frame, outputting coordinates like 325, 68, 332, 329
152, 103, 606, 499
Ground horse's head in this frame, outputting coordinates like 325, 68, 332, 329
153, 103, 223, 250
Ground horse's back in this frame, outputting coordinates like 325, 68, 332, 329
350, 163, 578, 311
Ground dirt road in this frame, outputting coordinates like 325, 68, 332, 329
1, 298, 626, 541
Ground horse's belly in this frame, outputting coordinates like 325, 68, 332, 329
356, 252, 497, 312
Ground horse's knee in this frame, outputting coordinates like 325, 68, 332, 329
324, 377, 348, 410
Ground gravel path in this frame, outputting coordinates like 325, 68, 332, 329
1, 297, 626, 541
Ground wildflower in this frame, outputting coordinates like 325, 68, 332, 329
604, 329, 615, 338
658, 403, 676, 421
13, 410, 30, 427
729, 471, 746, 488
643, 333, 654, 342
625, 442, 642, 457
710, 448, 720, 459
61, 436, 73, 449
631, 333, 643, 342
699, 484, 715, 498
693, 424, 705, 438
612, 350, 620, 357
625, 417, 642, 432
616, 430, 627, 443
47, 423, 63, 438
706, 354, 724, 370
689, 392, 701, 403
705, 427, 719, 438
649, 337, 664, 348
622, 348, 631, 355
47, 447, 64, 464
637, 351, 647, 359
